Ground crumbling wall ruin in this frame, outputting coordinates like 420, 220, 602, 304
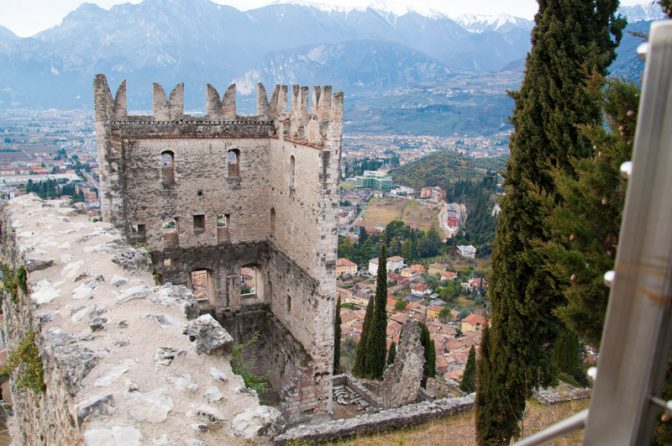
0, 195, 281, 445
381, 321, 426, 409
94, 75, 342, 421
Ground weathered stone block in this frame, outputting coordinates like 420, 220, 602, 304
182, 314, 233, 355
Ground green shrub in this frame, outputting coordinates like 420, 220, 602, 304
230, 334, 270, 396
1, 330, 45, 394
16, 266, 27, 294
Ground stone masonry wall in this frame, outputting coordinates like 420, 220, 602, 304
0, 196, 281, 445
123, 138, 271, 249
274, 395, 476, 445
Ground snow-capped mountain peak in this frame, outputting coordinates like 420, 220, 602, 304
455, 13, 533, 33
269, 0, 446, 20
618, 4, 667, 23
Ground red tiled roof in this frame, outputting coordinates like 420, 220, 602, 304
463, 313, 488, 326
337, 258, 357, 267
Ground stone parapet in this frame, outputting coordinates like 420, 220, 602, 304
0, 195, 281, 445
274, 395, 475, 445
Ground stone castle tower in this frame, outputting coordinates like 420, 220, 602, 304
93, 75, 342, 421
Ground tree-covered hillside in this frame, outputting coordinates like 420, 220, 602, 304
390, 150, 506, 191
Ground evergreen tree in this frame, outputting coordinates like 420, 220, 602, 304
460, 345, 477, 393
352, 243, 388, 379
476, 324, 497, 445
366, 243, 388, 379
477, 0, 625, 443
387, 342, 396, 366
419, 322, 436, 388
334, 296, 342, 374
551, 329, 585, 386
544, 81, 638, 347
352, 295, 374, 378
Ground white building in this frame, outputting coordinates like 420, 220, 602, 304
457, 245, 477, 259
368, 255, 405, 275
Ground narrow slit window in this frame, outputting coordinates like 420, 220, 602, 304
161, 151, 175, 183
287, 294, 292, 313
227, 149, 240, 177
270, 208, 276, 236
289, 155, 295, 189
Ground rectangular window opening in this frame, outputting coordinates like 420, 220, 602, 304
216, 213, 229, 228
241, 266, 257, 298
193, 214, 205, 232
191, 270, 212, 302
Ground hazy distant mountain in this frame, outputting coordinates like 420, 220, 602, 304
234, 39, 454, 95
619, 4, 666, 22
0, 25, 18, 41
0, 0, 534, 109
0, 0, 661, 111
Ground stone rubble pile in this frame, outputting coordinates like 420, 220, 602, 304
332, 385, 370, 412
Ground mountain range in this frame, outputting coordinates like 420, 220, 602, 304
0, 0, 664, 134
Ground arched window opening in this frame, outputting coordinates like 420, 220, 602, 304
289, 155, 296, 189
163, 218, 179, 248
227, 149, 240, 177
161, 151, 175, 184
191, 269, 214, 303
270, 208, 276, 236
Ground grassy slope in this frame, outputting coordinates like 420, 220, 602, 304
362, 197, 439, 231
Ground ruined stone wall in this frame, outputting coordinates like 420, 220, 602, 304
0, 196, 281, 445
94, 75, 343, 420
275, 395, 476, 445
154, 242, 268, 309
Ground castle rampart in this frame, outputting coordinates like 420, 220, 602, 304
0, 196, 281, 445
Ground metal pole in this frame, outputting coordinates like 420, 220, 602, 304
583, 20, 672, 445
514, 410, 588, 446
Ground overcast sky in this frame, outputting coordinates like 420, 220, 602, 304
0, 0, 652, 37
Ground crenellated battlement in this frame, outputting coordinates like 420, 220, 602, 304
94, 74, 343, 147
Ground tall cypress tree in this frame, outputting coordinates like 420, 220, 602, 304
476, 324, 497, 445
419, 322, 436, 388
544, 80, 638, 347
367, 243, 388, 379
352, 294, 374, 378
477, 1, 624, 443
334, 296, 342, 374
461, 345, 477, 393
352, 243, 388, 379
